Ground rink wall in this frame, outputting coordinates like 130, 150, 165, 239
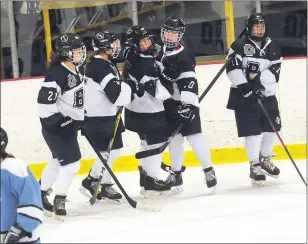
1, 57, 306, 178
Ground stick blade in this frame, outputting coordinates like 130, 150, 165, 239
135, 148, 162, 159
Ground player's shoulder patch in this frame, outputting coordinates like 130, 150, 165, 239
1, 157, 29, 178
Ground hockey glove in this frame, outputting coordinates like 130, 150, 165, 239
4, 224, 31, 243
144, 79, 157, 97
251, 72, 266, 100
125, 78, 145, 98
177, 104, 197, 123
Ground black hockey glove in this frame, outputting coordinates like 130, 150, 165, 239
176, 104, 197, 123
144, 79, 157, 97
4, 224, 31, 243
250, 72, 266, 100
125, 78, 145, 98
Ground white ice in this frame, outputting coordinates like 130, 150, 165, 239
41, 159, 307, 243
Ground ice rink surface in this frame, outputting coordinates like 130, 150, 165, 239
41, 160, 307, 243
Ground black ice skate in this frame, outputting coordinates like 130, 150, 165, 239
138, 166, 146, 195
41, 190, 53, 217
97, 183, 122, 203
53, 195, 67, 221
250, 162, 266, 186
203, 166, 217, 193
165, 170, 183, 192
260, 155, 280, 178
144, 174, 171, 198
79, 175, 99, 199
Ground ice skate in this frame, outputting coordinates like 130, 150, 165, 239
41, 190, 53, 217
138, 166, 146, 195
165, 170, 183, 193
203, 166, 217, 193
97, 183, 123, 203
260, 155, 280, 178
53, 195, 67, 221
144, 174, 171, 198
250, 161, 266, 186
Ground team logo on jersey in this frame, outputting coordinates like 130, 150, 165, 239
244, 44, 255, 56
67, 74, 78, 88
276, 116, 281, 125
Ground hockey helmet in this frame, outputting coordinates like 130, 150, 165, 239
54, 33, 87, 67
245, 13, 267, 42
0, 127, 8, 154
130, 25, 154, 54
161, 16, 185, 48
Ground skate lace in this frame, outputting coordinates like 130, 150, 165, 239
105, 186, 118, 195
253, 165, 264, 175
262, 159, 276, 171
166, 173, 176, 184
205, 170, 215, 182
56, 198, 66, 210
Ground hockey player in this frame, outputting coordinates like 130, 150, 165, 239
155, 16, 217, 192
1, 127, 43, 243
80, 31, 138, 202
124, 25, 173, 197
226, 13, 282, 186
37, 33, 86, 220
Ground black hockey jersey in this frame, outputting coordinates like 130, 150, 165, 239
154, 44, 199, 108
226, 36, 282, 110
84, 55, 133, 135
37, 62, 84, 133
125, 54, 172, 133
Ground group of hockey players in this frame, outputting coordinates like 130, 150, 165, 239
1, 12, 283, 240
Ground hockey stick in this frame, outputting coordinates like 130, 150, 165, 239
85, 106, 123, 205
257, 99, 307, 187
82, 111, 161, 212
135, 54, 235, 159
161, 162, 186, 174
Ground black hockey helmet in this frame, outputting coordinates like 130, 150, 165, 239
0, 127, 8, 154
130, 25, 154, 54
161, 16, 185, 48
92, 30, 121, 58
245, 13, 267, 42
54, 33, 86, 67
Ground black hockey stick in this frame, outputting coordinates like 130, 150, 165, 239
257, 99, 307, 187
161, 162, 186, 173
82, 110, 161, 211
135, 54, 235, 159
85, 106, 124, 205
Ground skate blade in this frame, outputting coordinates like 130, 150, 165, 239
251, 179, 265, 187
144, 190, 174, 199
140, 187, 145, 195
171, 185, 183, 193
207, 185, 217, 194
54, 213, 65, 222
98, 197, 122, 205
43, 209, 53, 217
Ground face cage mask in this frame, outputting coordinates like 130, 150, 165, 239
111, 39, 121, 59
161, 27, 183, 49
66, 44, 87, 67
